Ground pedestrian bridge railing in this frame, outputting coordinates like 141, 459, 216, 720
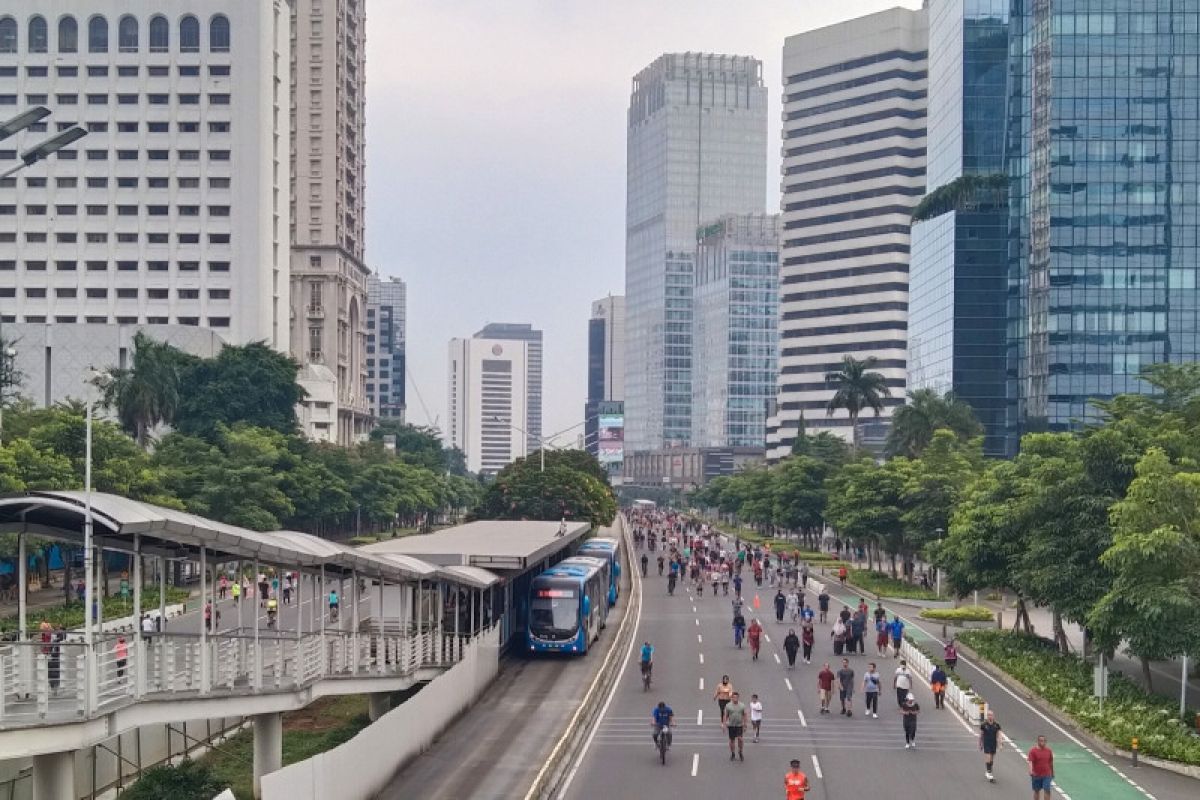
0, 626, 467, 730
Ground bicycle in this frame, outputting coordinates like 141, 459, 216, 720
641, 661, 652, 691
656, 725, 672, 764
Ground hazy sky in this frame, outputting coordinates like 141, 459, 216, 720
364, 0, 921, 441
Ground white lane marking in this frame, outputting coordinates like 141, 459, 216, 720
697, 709, 703, 726
763, 633, 771, 643
691, 753, 699, 777
699, 677, 704, 691
693, 606, 697, 613
797, 709, 807, 727
699, 653, 704, 665
811, 754, 823, 779
785, 678, 793, 692
695, 618, 700, 626
773, 653, 781, 664
697, 634, 703, 644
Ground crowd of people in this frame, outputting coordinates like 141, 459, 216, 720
627, 508, 1056, 798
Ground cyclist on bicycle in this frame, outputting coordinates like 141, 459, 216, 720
640, 641, 654, 683
266, 596, 278, 628
328, 589, 339, 620
651, 701, 674, 750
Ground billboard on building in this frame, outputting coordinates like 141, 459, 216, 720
597, 413, 624, 464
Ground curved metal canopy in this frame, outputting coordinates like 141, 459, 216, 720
0, 491, 471, 587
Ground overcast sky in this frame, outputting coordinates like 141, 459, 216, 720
364, 0, 921, 441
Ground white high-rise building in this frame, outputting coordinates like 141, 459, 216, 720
625, 53, 768, 453
474, 323, 541, 451
448, 336, 530, 475
367, 274, 406, 420
588, 295, 625, 404
768, 8, 928, 458
288, 0, 371, 445
0, 2, 291, 350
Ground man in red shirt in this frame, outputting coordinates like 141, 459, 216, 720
1028, 735, 1054, 799
785, 758, 810, 799
816, 663, 835, 714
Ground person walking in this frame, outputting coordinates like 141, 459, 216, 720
831, 617, 847, 657
889, 616, 905, 657
944, 639, 959, 672
749, 693, 764, 742
817, 590, 830, 623
837, 658, 855, 717
785, 758, 811, 800
786, 589, 801, 624
863, 662, 881, 718
1029, 736, 1054, 799
783, 629, 800, 670
901, 692, 920, 748
801, 622, 815, 664
114, 636, 129, 679
800, 563, 809, 589
893, 659, 913, 707
723, 692, 748, 761
714, 675, 735, 719
774, 589, 787, 623
930, 663, 948, 710
875, 616, 890, 657
748, 618, 764, 661
817, 663, 835, 714
979, 709, 1001, 782
851, 608, 867, 655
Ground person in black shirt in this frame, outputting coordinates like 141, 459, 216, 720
901, 693, 920, 748
783, 629, 801, 670
979, 709, 1001, 782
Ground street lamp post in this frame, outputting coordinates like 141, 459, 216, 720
83, 368, 111, 712
0, 345, 14, 447
0, 125, 88, 180
490, 417, 588, 472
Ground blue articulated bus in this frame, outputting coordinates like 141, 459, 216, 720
557, 556, 611, 628
526, 560, 607, 655
577, 537, 621, 606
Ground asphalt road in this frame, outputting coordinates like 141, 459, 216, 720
562, 540, 1196, 800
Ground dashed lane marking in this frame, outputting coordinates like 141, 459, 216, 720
697, 634, 703, 644
773, 653, 781, 664
785, 678, 793, 692
811, 755, 823, 779
699, 677, 704, 691
699, 653, 704, 665
797, 709, 807, 727
691, 753, 699, 777
697, 709, 703, 726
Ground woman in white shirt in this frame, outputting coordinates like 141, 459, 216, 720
749, 693, 764, 742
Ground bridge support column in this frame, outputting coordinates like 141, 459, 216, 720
32, 750, 75, 800
368, 691, 391, 721
252, 711, 282, 799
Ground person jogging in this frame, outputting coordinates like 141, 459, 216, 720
749, 693, 764, 742
863, 662, 881, 718
901, 692, 920, 748
837, 658, 855, 717
783, 629, 800, 669
785, 758, 810, 800
893, 659, 913, 707
979, 709, 1001, 782
817, 663, 835, 714
1029, 736, 1054, 799
714, 675, 735, 719
723, 692, 747, 761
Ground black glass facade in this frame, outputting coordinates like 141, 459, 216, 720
1007, 0, 1200, 445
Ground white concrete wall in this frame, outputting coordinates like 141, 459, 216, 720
261, 626, 501, 800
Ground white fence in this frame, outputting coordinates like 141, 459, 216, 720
899, 637, 986, 723
261, 625, 502, 800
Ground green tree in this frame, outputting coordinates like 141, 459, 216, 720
1090, 448, 1200, 689
101, 332, 192, 447
899, 429, 982, 560
825, 458, 906, 574
175, 342, 304, 439
790, 430, 851, 468
825, 356, 891, 451
771, 456, 832, 545
885, 388, 983, 458
474, 458, 616, 528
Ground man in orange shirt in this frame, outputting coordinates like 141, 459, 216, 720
785, 758, 810, 799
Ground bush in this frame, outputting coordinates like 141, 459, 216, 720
121, 760, 226, 800
920, 606, 995, 623
960, 630, 1200, 766
0, 586, 192, 633
848, 570, 939, 600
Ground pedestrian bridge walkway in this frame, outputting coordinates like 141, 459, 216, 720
0, 491, 519, 798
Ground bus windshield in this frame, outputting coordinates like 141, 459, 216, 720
530, 582, 579, 637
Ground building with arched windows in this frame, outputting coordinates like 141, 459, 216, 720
0, 2, 292, 394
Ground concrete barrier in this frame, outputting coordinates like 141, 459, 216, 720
259, 625, 501, 800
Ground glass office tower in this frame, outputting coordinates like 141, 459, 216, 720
1007, 0, 1200, 443
908, 0, 1011, 456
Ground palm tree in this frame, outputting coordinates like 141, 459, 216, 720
102, 333, 186, 447
885, 388, 983, 458
825, 355, 891, 451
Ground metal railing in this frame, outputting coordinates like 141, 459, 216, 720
0, 625, 471, 729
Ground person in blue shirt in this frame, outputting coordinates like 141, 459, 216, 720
640, 641, 654, 682
651, 701, 675, 749
889, 617, 905, 658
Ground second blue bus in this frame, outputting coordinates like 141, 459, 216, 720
577, 537, 622, 606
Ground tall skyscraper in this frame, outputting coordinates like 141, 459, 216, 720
908, 0, 1010, 456
367, 274, 406, 421
475, 322, 542, 450
585, 295, 625, 465
0, 2, 291, 354
768, 8, 928, 458
692, 213, 780, 448
1006, 0, 1200, 445
288, 0, 371, 445
625, 53, 768, 452
448, 336, 530, 475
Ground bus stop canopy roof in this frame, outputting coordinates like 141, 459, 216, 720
361, 520, 590, 571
